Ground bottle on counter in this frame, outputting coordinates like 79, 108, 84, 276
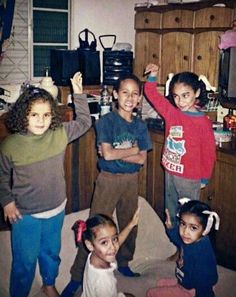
100, 84, 111, 116
223, 109, 236, 136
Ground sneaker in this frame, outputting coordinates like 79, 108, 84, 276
60, 280, 82, 297
118, 266, 140, 277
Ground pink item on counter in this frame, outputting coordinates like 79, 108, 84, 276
219, 20, 236, 50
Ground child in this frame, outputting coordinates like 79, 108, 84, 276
0, 72, 91, 297
144, 64, 216, 225
61, 73, 152, 296
147, 199, 220, 297
76, 208, 140, 297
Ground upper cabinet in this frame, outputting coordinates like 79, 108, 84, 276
162, 10, 194, 28
134, 0, 236, 87
135, 11, 161, 29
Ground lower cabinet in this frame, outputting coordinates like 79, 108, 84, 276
201, 150, 236, 270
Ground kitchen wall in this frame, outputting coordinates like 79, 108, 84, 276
71, 0, 137, 52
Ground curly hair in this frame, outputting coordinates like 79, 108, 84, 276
5, 87, 62, 133
167, 72, 208, 108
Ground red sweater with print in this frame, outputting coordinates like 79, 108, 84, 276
144, 81, 216, 181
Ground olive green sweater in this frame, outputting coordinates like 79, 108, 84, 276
0, 95, 91, 214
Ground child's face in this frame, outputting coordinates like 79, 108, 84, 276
179, 213, 204, 244
27, 100, 52, 135
113, 79, 141, 118
173, 83, 200, 112
88, 224, 119, 268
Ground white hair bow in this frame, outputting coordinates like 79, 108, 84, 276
202, 210, 220, 236
178, 197, 191, 205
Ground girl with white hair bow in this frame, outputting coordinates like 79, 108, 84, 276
147, 198, 220, 297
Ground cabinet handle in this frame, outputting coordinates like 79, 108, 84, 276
210, 15, 215, 21
197, 55, 202, 60
175, 17, 180, 23
144, 18, 149, 24
152, 53, 158, 59
207, 194, 213, 201
183, 55, 188, 61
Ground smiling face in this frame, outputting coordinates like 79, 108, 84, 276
85, 224, 119, 269
173, 82, 200, 112
113, 78, 141, 120
27, 100, 52, 135
179, 213, 204, 244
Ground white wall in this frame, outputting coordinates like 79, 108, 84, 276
71, 0, 137, 53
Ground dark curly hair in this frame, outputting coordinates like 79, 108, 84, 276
167, 72, 208, 108
6, 87, 62, 133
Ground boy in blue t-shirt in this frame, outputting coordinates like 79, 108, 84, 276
61, 74, 152, 297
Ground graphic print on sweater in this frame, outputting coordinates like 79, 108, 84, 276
162, 126, 186, 174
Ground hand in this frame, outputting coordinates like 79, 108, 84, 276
165, 208, 172, 229
144, 63, 160, 77
4, 201, 22, 224
70, 72, 83, 94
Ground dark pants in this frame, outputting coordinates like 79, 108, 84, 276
70, 171, 139, 281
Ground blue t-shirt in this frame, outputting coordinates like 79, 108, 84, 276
95, 111, 152, 174
167, 226, 218, 297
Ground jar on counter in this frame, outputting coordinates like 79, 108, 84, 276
223, 109, 236, 136
100, 85, 111, 116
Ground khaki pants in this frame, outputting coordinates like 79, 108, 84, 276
70, 171, 139, 281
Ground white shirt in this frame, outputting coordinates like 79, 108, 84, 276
81, 253, 125, 297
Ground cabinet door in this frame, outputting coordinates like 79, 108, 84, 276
134, 32, 161, 80
146, 132, 165, 220
195, 7, 233, 28
135, 11, 161, 29
162, 9, 194, 29
212, 152, 236, 270
161, 32, 192, 84
193, 31, 221, 88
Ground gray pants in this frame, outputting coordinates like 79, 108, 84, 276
165, 172, 201, 225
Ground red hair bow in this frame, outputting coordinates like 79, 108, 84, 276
72, 219, 87, 246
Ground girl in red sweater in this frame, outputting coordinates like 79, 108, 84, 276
144, 64, 216, 225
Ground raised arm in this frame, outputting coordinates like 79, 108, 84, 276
118, 207, 140, 246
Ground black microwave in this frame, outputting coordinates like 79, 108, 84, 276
218, 47, 236, 103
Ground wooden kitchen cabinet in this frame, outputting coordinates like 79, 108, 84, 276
162, 9, 194, 28
134, 32, 161, 80
201, 147, 236, 270
134, 0, 235, 86
135, 11, 161, 29
161, 31, 192, 83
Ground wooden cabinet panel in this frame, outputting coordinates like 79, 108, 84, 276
134, 32, 161, 80
161, 32, 192, 84
195, 7, 233, 28
213, 157, 236, 270
146, 132, 165, 220
162, 10, 194, 28
135, 11, 161, 29
77, 128, 98, 210
193, 31, 220, 87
